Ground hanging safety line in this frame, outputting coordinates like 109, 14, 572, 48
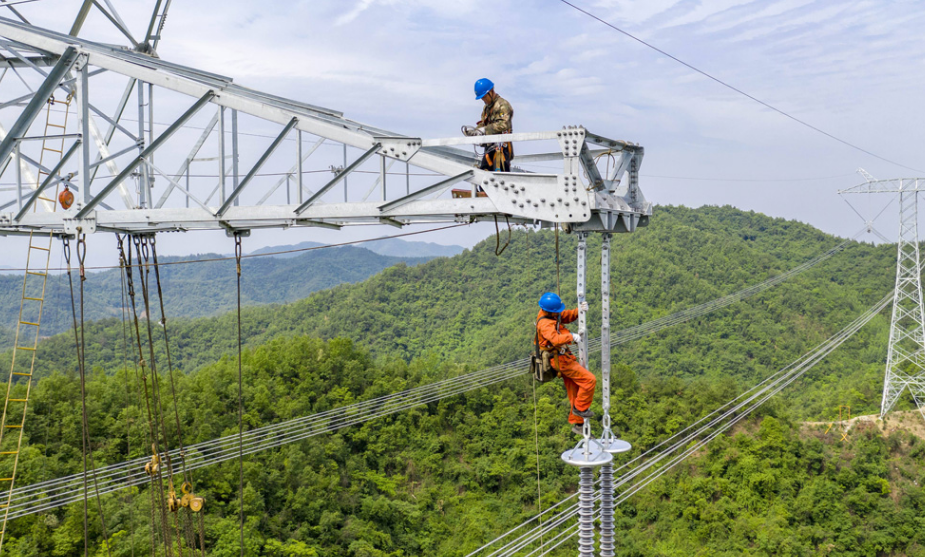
530, 375, 544, 552
554, 225, 561, 296
235, 232, 245, 557
117, 238, 137, 557
64, 235, 113, 557
149, 236, 206, 555
133, 234, 184, 557
493, 215, 511, 256
62, 236, 88, 557
119, 235, 173, 557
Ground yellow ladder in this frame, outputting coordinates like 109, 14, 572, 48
0, 95, 72, 551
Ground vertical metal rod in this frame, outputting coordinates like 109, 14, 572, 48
218, 106, 225, 203
600, 233, 611, 417
405, 161, 410, 195
231, 109, 239, 206
286, 174, 290, 204
599, 232, 615, 557
576, 232, 588, 367
380, 155, 386, 201
577, 467, 595, 557
184, 164, 190, 208
136, 80, 146, 207
78, 61, 91, 203
146, 83, 155, 209
297, 130, 303, 204
343, 143, 348, 202
14, 142, 21, 210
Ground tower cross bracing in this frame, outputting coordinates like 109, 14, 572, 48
841, 177, 925, 417
0, 17, 651, 238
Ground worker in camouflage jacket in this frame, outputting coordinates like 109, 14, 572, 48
462, 78, 514, 172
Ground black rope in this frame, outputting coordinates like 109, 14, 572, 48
554, 225, 561, 295
235, 232, 244, 557
122, 235, 172, 557
63, 236, 88, 557
66, 234, 113, 557
150, 235, 204, 555
493, 215, 511, 256
117, 235, 137, 557
133, 235, 177, 557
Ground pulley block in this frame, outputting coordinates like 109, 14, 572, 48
144, 454, 160, 476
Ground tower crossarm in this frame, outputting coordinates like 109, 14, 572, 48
839, 178, 925, 194
0, 17, 651, 236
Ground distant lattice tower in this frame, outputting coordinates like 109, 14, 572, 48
841, 173, 925, 418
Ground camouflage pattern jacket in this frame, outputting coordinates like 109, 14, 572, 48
477, 95, 514, 135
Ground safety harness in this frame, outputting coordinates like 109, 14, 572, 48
532, 315, 566, 383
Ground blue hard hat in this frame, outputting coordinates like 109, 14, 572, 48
474, 78, 494, 100
539, 292, 566, 313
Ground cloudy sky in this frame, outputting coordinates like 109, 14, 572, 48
4, 0, 925, 264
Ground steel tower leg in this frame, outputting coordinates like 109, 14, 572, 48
882, 182, 925, 417
598, 233, 615, 557
576, 232, 588, 367
596, 234, 631, 556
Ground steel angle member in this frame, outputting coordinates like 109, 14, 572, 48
294, 219, 341, 230
474, 169, 592, 223
373, 136, 421, 162
379, 217, 404, 228
378, 170, 473, 214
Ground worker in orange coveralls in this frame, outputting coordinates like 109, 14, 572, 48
536, 292, 596, 435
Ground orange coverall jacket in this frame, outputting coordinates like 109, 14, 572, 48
536, 309, 597, 424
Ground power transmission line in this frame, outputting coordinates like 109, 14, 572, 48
1, 233, 858, 519
556, 0, 925, 174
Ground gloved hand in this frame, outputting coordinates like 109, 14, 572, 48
571, 332, 582, 344
579, 301, 589, 312
461, 125, 485, 137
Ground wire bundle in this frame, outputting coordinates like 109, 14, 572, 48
471, 292, 891, 556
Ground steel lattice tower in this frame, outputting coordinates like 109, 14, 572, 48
842, 177, 925, 417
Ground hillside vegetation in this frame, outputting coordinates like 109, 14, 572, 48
0, 245, 430, 340
2, 205, 922, 556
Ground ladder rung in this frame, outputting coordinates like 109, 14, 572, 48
0, 478, 13, 482
4, 426, 21, 429
46, 123, 65, 129
15, 346, 35, 352
25, 271, 46, 277
29, 245, 49, 251
42, 148, 63, 154
23, 297, 43, 302
0, 452, 18, 455
8, 399, 27, 403
11, 372, 31, 377
36, 196, 55, 202
18, 321, 39, 327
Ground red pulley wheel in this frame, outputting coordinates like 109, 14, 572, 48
58, 186, 74, 210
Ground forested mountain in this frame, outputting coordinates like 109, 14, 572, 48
2, 205, 921, 556
0, 245, 430, 340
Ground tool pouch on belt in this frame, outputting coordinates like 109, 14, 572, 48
531, 319, 559, 383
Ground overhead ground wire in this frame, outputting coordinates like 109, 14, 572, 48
555, 0, 925, 174
1, 233, 859, 519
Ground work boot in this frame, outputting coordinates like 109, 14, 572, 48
571, 424, 584, 436
571, 405, 595, 419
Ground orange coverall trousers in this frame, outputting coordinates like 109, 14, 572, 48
552, 353, 597, 425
